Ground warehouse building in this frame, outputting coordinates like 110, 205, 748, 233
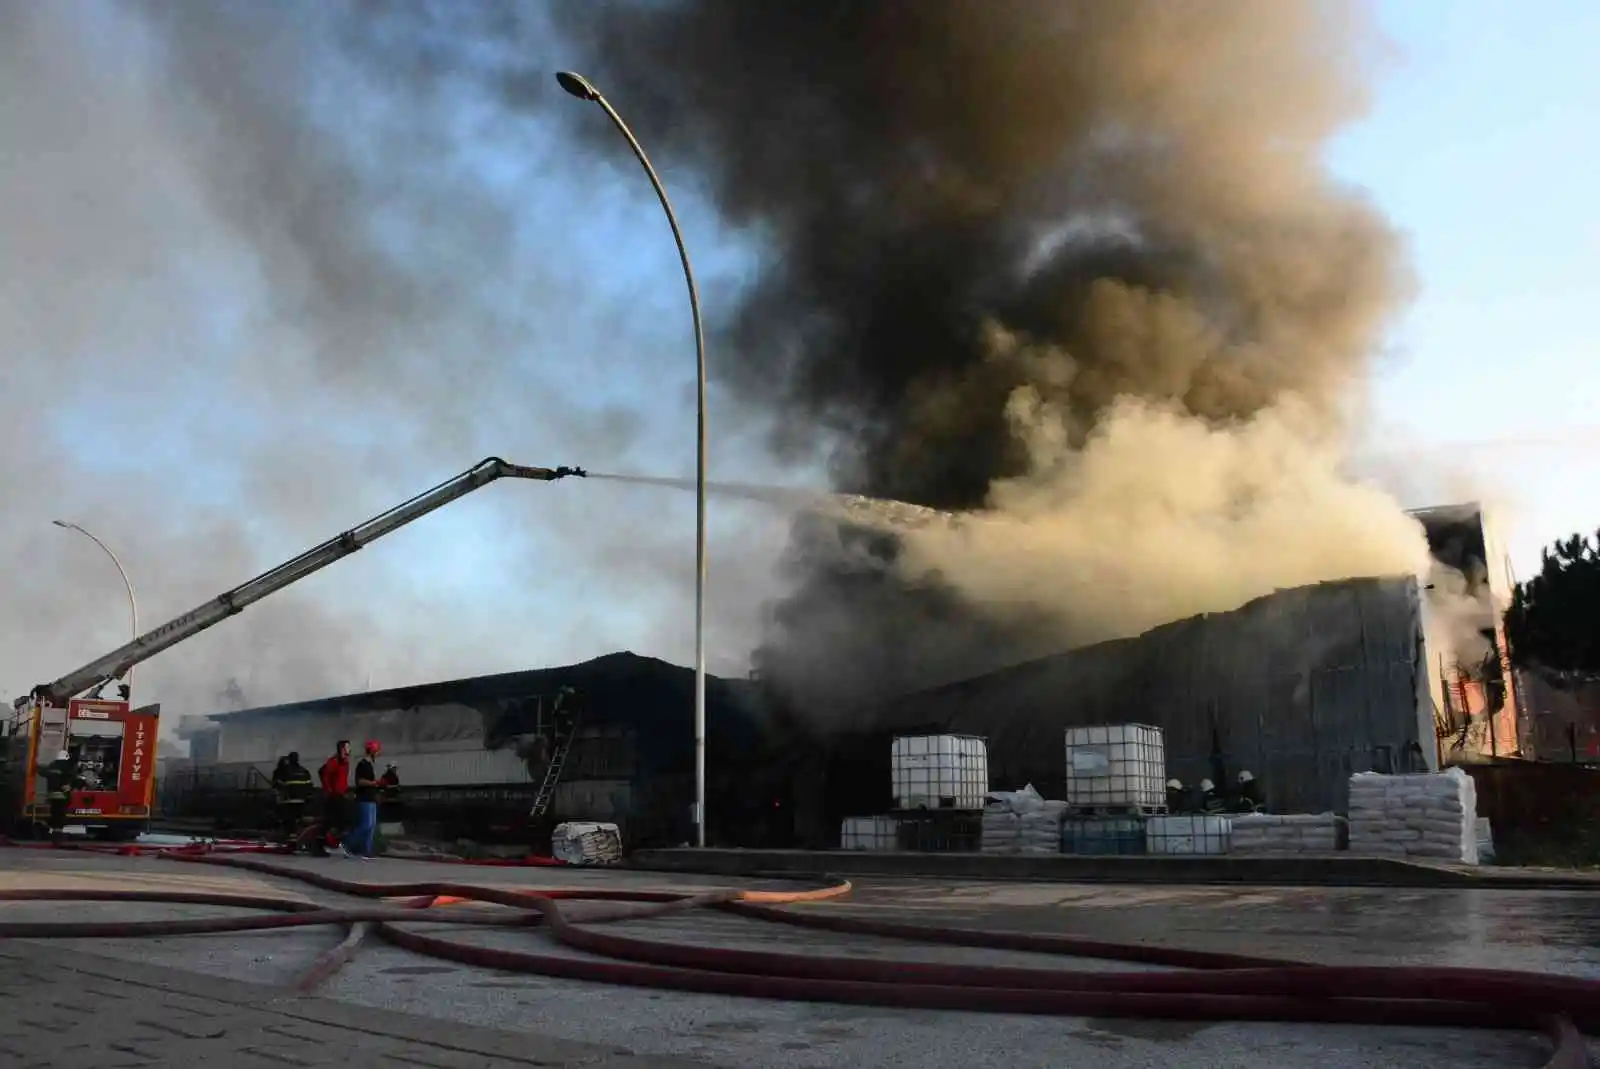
805, 500, 1522, 834
163, 502, 1517, 848
807, 574, 1438, 831
164, 651, 793, 847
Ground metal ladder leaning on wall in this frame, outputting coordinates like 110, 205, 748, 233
530, 688, 582, 819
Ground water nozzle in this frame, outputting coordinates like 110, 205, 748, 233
554, 466, 588, 479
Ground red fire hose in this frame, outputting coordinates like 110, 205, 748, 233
0, 844, 1591, 1068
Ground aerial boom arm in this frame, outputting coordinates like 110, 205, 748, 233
17, 458, 585, 709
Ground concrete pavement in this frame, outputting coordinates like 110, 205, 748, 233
2, 851, 1596, 1068
0, 940, 707, 1069
631, 846, 1600, 889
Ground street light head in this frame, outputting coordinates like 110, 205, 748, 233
51, 520, 69, 529
555, 71, 600, 102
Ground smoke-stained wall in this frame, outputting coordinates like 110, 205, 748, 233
169, 651, 782, 845
210, 703, 488, 765
842, 575, 1433, 820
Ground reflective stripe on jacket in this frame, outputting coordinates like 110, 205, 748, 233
279, 768, 315, 804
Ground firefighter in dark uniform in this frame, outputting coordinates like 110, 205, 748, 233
44, 749, 82, 841
1233, 770, 1265, 813
377, 763, 401, 825
275, 752, 315, 842
271, 755, 290, 827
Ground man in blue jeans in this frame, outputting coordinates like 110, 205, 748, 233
342, 739, 383, 860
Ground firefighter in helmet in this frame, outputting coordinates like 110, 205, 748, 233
1233, 769, 1264, 813
43, 749, 83, 841
275, 752, 316, 843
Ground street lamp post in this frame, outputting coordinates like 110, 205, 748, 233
555, 70, 710, 848
53, 520, 139, 695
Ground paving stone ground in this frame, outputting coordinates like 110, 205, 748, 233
0, 941, 708, 1069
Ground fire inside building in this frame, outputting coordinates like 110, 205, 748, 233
159, 501, 1539, 849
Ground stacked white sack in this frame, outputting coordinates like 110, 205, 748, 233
1229, 813, 1342, 855
982, 784, 1066, 855
1019, 800, 1069, 855
981, 807, 1022, 854
551, 821, 624, 866
1347, 769, 1479, 864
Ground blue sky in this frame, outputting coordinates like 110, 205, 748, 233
7, 0, 1596, 708
1328, 0, 1600, 578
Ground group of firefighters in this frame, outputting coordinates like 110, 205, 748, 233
269, 739, 400, 859
1165, 769, 1265, 815
37, 737, 399, 853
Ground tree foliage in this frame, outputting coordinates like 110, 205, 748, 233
1505, 529, 1600, 676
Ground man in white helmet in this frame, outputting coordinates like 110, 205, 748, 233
1234, 769, 1264, 813
1165, 778, 1187, 813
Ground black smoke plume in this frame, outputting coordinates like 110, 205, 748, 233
553, 1, 1427, 704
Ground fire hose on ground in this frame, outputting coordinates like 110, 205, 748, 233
0, 842, 1592, 1069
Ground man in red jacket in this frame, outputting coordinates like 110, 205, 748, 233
318, 740, 352, 857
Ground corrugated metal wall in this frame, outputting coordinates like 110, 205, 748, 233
199, 652, 771, 775
381, 748, 533, 787
214, 703, 492, 765
868, 576, 1431, 814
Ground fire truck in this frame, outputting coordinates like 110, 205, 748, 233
1, 457, 585, 840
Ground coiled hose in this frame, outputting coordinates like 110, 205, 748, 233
0, 842, 1591, 1068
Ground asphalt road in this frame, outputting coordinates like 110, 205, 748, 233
1, 851, 1595, 1069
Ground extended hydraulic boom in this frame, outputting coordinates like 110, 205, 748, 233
14, 457, 586, 710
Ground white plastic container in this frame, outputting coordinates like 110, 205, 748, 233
891, 735, 989, 811
1145, 814, 1231, 855
840, 816, 900, 851
1064, 724, 1166, 810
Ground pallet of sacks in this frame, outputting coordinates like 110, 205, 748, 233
551, 821, 624, 866
1228, 813, 1342, 855
1346, 768, 1479, 864
982, 784, 1068, 855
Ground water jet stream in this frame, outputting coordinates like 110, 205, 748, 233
585, 472, 957, 531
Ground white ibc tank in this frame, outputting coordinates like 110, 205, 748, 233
1146, 814, 1232, 855
1064, 724, 1166, 810
891, 735, 989, 811
840, 816, 900, 851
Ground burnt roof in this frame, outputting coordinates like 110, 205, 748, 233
205, 650, 762, 725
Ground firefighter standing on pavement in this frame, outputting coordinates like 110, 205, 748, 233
43, 749, 82, 841
275, 752, 315, 841
271, 755, 290, 828
377, 762, 401, 825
